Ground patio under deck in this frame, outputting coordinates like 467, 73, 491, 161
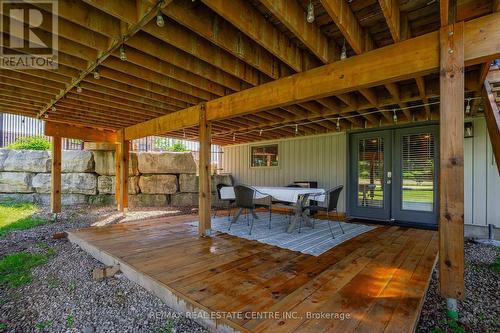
67, 214, 438, 333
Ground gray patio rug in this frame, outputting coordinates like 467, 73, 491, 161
204, 212, 377, 256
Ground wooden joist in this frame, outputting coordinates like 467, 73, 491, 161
44, 122, 118, 143
439, 22, 465, 300
123, 12, 500, 140
378, 0, 400, 43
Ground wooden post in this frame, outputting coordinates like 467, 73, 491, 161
439, 22, 465, 301
115, 141, 122, 211
118, 129, 129, 212
198, 104, 212, 236
50, 136, 62, 214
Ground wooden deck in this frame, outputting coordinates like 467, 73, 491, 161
68, 214, 438, 333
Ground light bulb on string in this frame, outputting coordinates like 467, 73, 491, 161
340, 39, 347, 60
295, 124, 299, 136
259, 129, 263, 136
119, 44, 127, 61
156, 12, 165, 27
465, 98, 471, 114
336, 118, 340, 131
93, 69, 100, 79
76, 84, 82, 93
306, 1, 315, 23
51, 106, 56, 112
233, 133, 236, 142
393, 109, 398, 123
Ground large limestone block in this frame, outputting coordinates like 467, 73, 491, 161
88, 194, 115, 206
137, 152, 196, 174
93, 151, 139, 176
32, 173, 97, 195
62, 150, 94, 172
178, 174, 234, 193
35, 194, 88, 206
138, 174, 177, 194
3, 150, 50, 172
171, 192, 218, 207
97, 175, 140, 194
0, 149, 9, 171
0, 172, 33, 193
0, 193, 37, 203
129, 194, 169, 208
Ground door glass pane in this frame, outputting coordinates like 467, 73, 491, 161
401, 133, 435, 211
357, 137, 384, 208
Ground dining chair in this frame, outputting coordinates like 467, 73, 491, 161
213, 183, 234, 221
230, 185, 272, 234
299, 185, 344, 238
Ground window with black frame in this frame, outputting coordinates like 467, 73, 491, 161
250, 144, 278, 167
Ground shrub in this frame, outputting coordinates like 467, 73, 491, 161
7, 136, 51, 150
154, 137, 190, 152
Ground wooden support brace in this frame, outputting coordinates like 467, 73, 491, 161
198, 104, 212, 236
51, 136, 62, 214
439, 22, 465, 300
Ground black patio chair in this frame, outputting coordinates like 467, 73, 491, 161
213, 183, 235, 221
230, 185, 272, 234
299, 185, 344, 238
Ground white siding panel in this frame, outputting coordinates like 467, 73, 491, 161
222, 133, 348, 212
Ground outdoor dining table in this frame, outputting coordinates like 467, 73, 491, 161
219, 186, 326, 233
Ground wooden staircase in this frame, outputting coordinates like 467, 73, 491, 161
483, 69, 500, 175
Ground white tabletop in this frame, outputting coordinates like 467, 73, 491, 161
220, 186, 325, 203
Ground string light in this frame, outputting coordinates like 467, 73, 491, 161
393, 109, 397, 123
259, 129, 263, 136
295, 124, 299, 135
119, 44, 127, 61
465, 97, 471, 114
183, 129, 186, 138
336, 118, 340, 131
76, 84, 82, 93
44, 113, 49, 118
51, 106, 56, 112
156, 12, 165, 27
93, 69, 100, 80
233, 133, 236, 142
306, 1, 315, 23
340, 39, 347, 60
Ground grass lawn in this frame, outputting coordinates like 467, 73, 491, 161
0, 201, 48, 237
0, 251, 51, 288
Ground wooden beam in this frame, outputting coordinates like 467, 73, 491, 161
378, 0, 400, 43
124, 12, 500, 140
320, 0, 374, 54
439, 22, 465, 300
259, 0, 334, 63
482, 79, 500, 175
118, 130, 129, 213
115, 140, 122, 211
494, 0, 500, 12
198, 104, 211, 236
51, 137, 62, 214
415, 77, 432, 120
44, 122, 118, 142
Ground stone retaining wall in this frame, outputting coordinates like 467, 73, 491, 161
0, 149, 233, 208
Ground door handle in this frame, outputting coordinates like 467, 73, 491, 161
386, 171, 392, 184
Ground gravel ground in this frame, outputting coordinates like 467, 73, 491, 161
0, 205, 207, 333
417, 240, 500, 333
1, 204, 499, 333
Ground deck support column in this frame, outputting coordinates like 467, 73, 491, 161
198, 104, 212, 236
50, 136, 62, 216
117, 129, 129, 213
438, 22, 465, 305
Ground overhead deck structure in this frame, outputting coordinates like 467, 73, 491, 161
2, 0, 500, 313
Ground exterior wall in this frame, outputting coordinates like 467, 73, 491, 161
464, 117, 500, 227
222, 132, 347, 212
222, 117, 500, 227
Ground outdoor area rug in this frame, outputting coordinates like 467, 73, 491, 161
202, 212, 377, 256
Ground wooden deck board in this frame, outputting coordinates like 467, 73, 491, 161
68, 215, 437, 333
